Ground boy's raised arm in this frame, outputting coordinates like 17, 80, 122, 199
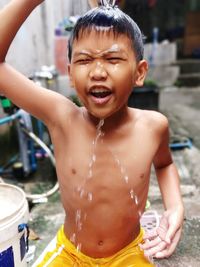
0, 0, 71, 125
0, 0, 44, 62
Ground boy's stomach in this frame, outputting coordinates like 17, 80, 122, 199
63, 200, 142, 258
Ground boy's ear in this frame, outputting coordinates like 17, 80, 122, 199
133, 60, 148, 87
67, 64, 75, 88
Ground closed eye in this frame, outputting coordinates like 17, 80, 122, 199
106, 57, 123, 64
74, 58, 92, 64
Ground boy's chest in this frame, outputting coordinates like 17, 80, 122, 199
55, 126, 157, 191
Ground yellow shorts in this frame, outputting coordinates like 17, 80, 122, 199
35, 226, 155, 267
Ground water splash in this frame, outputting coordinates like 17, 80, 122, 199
80, 188, 85, 198
100, 0, 117, 7
75, 209, 82, 231
134, 195, 139, 205
87, 192, 93, 202
87, 119, 104, 180
70, 233, 76, 243
73, 117, 149, 263
73, 119, 105, 252
130, 189, 134, 199
76, 243, 82, 252
95, 119, 104, 146
109, 147, 143, 223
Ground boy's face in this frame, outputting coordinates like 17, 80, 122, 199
68, 30, 148, 119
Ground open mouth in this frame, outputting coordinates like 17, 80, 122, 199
89, 85, 113, 105
90, 90, 112, 98
88, 88, 113, 105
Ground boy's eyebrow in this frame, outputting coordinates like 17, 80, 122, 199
73, 50, 93, 57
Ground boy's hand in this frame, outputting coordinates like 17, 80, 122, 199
140, 208, 184, 259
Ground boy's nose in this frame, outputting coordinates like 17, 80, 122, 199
89, 61, 107, 80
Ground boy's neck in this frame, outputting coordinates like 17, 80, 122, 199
83, 105, 133, 131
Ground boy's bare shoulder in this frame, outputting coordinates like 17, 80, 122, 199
47, 93, 80, 128
133, 108, 169, 133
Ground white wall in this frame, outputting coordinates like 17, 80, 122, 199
0, 0, 89, 75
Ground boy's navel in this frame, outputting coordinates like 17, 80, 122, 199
72, 168, 77, 175
98, 240, 104, 246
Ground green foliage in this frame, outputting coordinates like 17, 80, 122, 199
69, 94, 82, 107
174, 79, 184, 87
144, 79, 159, 88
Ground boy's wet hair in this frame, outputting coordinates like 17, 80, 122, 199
68, 6, 144, 62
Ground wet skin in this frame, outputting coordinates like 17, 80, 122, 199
68, 30, 147, 119
51, 105, 162, 258
0, 0, 184, 261
46, 31, 163, 257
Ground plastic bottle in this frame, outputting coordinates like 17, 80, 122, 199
0, 95, 12, 114
54, 27, 69, 75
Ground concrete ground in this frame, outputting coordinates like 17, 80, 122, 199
25, 86, 200, 266
152, 87, 200, 266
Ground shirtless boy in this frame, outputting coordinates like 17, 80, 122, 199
0, 0, 184, 266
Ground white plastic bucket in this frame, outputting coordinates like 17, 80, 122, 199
0, 183, 29, 267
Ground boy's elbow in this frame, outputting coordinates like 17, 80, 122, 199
0, 47, 7, 63
0, 58, 6, 65
154, 159, 173, 171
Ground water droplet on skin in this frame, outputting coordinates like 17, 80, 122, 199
87, 192, 93, 202
138, 210, 142, 218
124, 175, 129, 183
75, 209, 83, 231
98, 119, 104, 130
94, 119, 105, 147
87, 119, 104, 180
109, 44, 120, 52
80, 189, 85, 198
88, 169, 93, 179
70, 233, 76, 243
120, 166, 125, 174
75, 209, 81, 225
76, 243, 82, 252
130, 189, 134, 199
89, 161, 93, 168
77, 222, 82, 231
76, 186, 81, 193
135, 196, 139, 205
92, 154, 96, 162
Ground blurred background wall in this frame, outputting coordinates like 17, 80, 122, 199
0, 0, 90, 75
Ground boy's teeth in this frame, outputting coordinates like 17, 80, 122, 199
91, 89, 109, 93
90, 90, 111, 98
